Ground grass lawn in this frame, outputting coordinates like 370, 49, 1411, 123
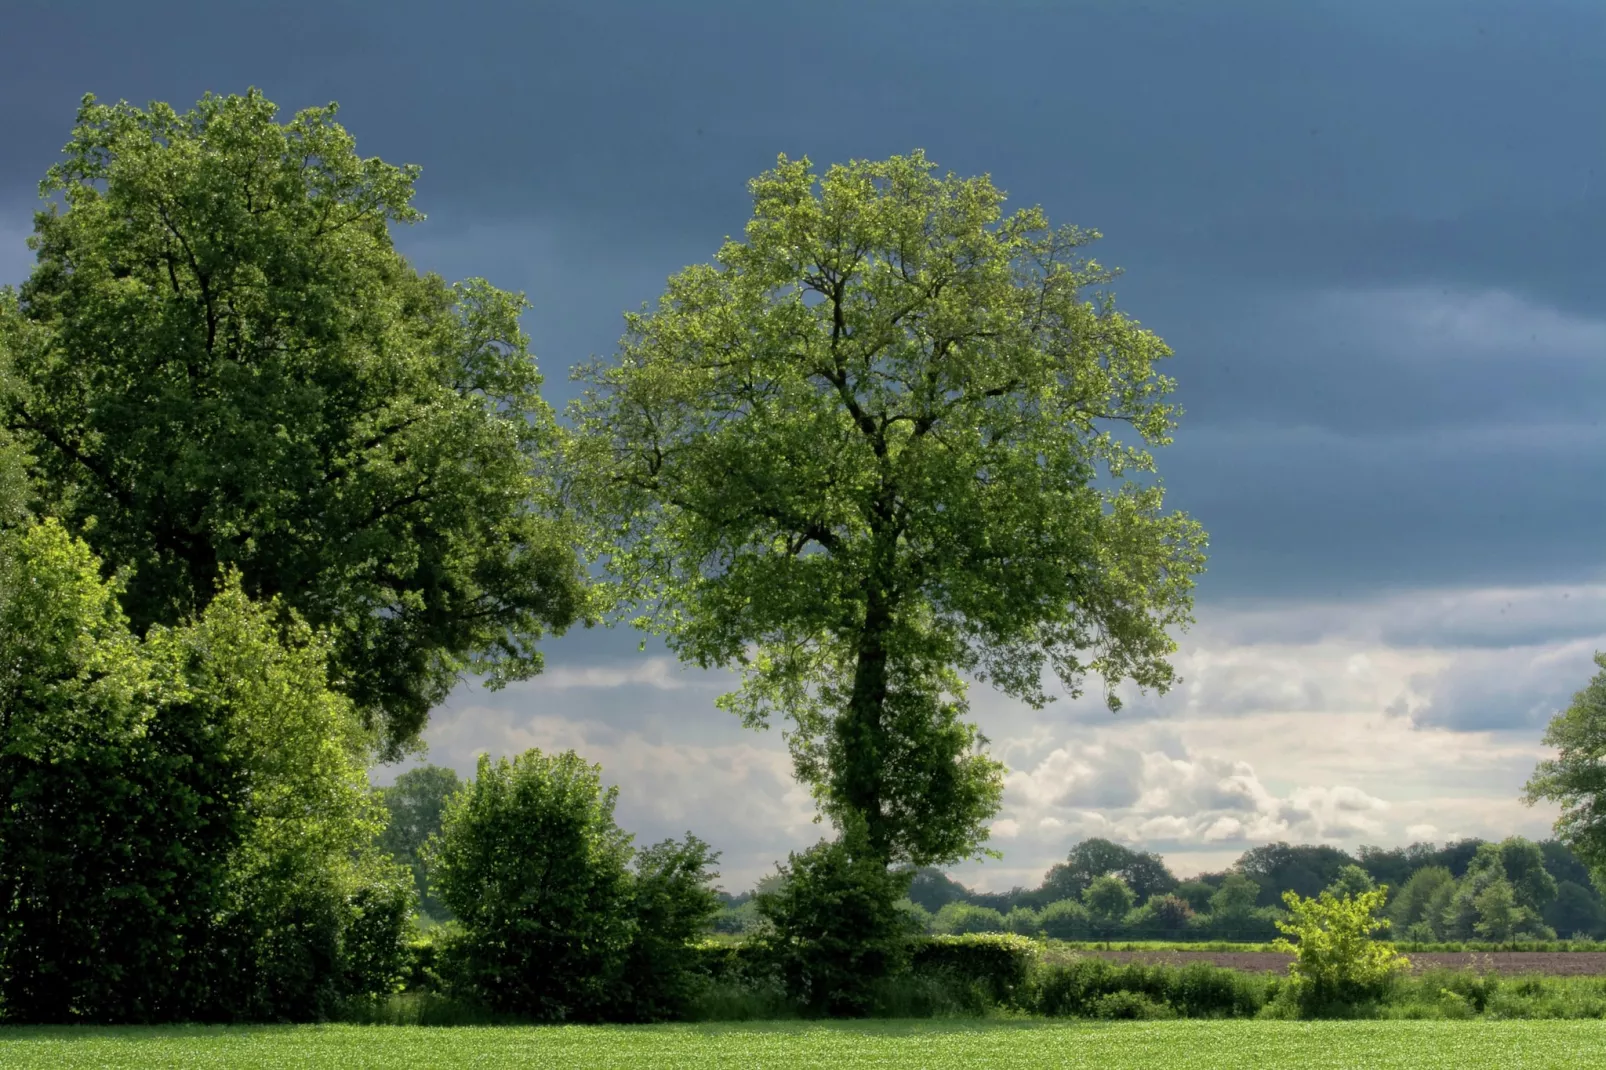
3, 1019, 1605, 1069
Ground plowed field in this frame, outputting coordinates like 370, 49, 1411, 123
1074, 949, 1606, 975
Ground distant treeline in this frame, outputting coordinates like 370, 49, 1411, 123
710, 837, 1606, 942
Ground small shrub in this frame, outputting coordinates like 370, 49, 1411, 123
611, 835, 723, 1021
1038, 899, 1093, 941
427, 749, 637, 1021
752, 816, 916, 1017
1272, 886, 1410, 1016
1091, 990, 1175, 1020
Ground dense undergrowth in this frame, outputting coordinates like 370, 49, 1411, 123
349, 933, 1606, 1025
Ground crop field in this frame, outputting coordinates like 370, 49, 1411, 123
3, 1020, 1605, 1070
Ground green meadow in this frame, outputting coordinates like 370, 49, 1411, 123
4, 1020, 1605, 1070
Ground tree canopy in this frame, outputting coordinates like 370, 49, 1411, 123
1041, 837, 1178, 903
0, 89, 588, 752
570, 150, 1206, 865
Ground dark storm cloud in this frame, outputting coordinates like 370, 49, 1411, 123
2, 0, 1601, 610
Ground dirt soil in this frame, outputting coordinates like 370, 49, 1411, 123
1073, 950, 1606, 976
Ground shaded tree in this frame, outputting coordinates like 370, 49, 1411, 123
1546, 881, 1606, 939
1324, 865, 1378, 900
1387, 866, 1455, 937
569, 151, 1206, 866
1083, 875, 1136, 933
0, 520, 407, 1023
0, 90, 588, 753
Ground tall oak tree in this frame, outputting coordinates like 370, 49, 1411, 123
0, 90, 588, 751
569, 152, 1206, 865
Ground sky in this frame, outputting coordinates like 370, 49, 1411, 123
3, 0, 1603, 892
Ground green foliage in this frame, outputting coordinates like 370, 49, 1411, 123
932, 902, 1007, 935
908, 933, 1037, 1007
1083, 875, 1137, 932
753, 817, 917, 1016
1038, 899, 1094, 941
1388, 866, 1455, 938
1129, 893, 1196, 935
0, 89, 588, 753
0, 520, 407, 1023
1003, 906, 1042, 936
1236, 843, 1355, 906
375, 765, 462, 920
1209, 873, 1262, 919
902, 866, 970, 914
1042, 839, 1178, 903
614, 835, 724, 1021
1174, 880, 1217, 913
1526, 653, 1606, 884
427, 749, 636, 1021
570, 150, 1206, 866
1027, 957, 1268, 1019
1326, 865, 1377, 899
1272, 886, 1410, 1014
897, 898, 935, 934
1441, 843, 1556, 942
0, 520, 233, 1022
1546, 880, 1606, 939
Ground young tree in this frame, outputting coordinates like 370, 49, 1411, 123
0, 90, 588, 753
570, 151, 1206, 866
427, 749, 636, 1021
753, 815, 919, 1017
1387, 865, 1455, 937
1526, 659, 1606, 885
1324, 864, 1378, 900
1083, 875, 1136, 933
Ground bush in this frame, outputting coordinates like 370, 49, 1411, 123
1083, 875, 1136, 933
1272, 886, 1410, 1015
1128, 894, 1195, 936
1027, 957, 1267, 1019
0, 524, 403, 1023
612, 835, 723, 1021
932, 902, 1007, 935
428, 749, 637, 1021
898, 898, 935, 934
1038, 899, 1094, 941
752, 817, 916, 1017
1091, 990, 1175, 1020
1004, 906, 1041, 936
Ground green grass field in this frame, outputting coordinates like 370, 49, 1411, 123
3, 1020, 1604, 1069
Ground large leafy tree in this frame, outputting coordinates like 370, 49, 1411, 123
1525, 654, 1606, 884
0, 89, 587, 751
570, 151, 1206, 865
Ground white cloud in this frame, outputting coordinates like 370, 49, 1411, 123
536, 656, 706, 691
384, 577, 1597, 892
